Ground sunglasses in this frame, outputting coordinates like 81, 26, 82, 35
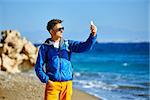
53, 27, 64, 31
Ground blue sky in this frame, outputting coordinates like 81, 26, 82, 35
0, 0, 149, 43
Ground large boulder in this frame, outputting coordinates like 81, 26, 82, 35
0, 30, 38, 73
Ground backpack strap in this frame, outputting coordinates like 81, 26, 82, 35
59, 38, 71, 61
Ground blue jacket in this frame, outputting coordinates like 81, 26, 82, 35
35, 34, 97, 83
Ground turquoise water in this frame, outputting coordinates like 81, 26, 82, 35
34, 43, 149, 100
71, 43, 149, 100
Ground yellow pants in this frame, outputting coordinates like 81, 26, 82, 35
44, 81, 72, 100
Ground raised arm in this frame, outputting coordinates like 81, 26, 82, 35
68, 34, 97, 53
68, 21, 97, 53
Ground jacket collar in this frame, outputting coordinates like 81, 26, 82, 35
44, 38, 55, 46
44, 38, 65, 47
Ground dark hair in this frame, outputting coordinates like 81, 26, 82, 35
47, 19, 63, 32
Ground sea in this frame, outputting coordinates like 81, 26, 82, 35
35, 42, 149, 100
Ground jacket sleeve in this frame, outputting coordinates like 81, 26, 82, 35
68, 33, 97, 53
35, 44, 49, 83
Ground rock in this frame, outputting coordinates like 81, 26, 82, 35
1, 53, 20, 73
18, 60, 34, 72
0, 30, 38, 73
1, 30, 20, 42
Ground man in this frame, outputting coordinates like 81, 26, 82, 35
35, 19, 97, 100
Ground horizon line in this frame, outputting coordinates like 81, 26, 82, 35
33, 41, 150, 44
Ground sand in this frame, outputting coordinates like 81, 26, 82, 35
0, 71, 100, 100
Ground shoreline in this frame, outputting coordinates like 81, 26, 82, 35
0, 71, 100, 100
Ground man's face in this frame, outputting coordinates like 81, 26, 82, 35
51, 23, 64, 38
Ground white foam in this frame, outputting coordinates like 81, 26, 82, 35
74, 80, 118, 91
74, 72, 81, 77
123, 62, 128, 66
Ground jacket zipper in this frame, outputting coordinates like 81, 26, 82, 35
58, 40, 62, 81
58, 53, 61, 81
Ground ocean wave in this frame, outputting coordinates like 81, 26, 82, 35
117, 85, 147, 90
133, 93, 150, 98
73, 80, 118, 91
137, 82, 150, 87
74, 79, 148, 91
73, 71, 149, 100
74, 72, 81, 77
122, 62, 129, 67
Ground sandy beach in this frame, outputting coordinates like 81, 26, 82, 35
0, 71, 99, 100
